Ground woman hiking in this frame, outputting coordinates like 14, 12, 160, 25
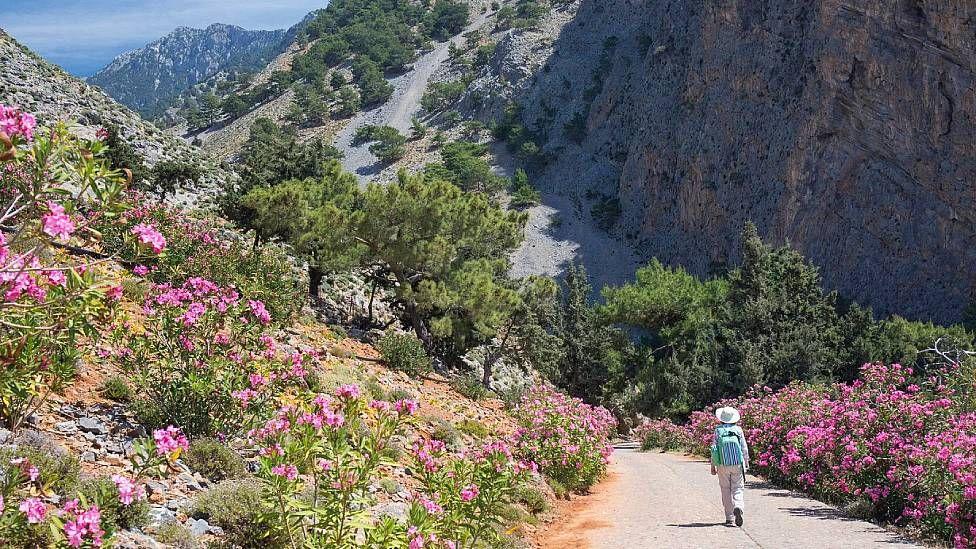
710, 406, 749, 527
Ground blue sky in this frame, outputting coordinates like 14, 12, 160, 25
1, 1, 326, 76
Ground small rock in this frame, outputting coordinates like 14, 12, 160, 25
0, 428, 10, 444
147, 505, 177, 527
78, 417, 107, 435
164, 498, 187, 512
374, 502, 409, 521
178, 472, 202, 491
146, 481, 168, 496
81, 451, 96, 462
188, 518, 210, 537
55, 421, 77, 434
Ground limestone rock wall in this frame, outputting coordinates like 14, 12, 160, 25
513, 0, 976, 322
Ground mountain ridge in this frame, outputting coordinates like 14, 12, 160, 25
88, 23, 290, 118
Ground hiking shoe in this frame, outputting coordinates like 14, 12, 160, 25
724, 519, 735, 527
734, 508, 744, 527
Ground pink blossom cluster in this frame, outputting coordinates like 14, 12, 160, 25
111, 474, 146, 505
60, 499, 105, 547
0, 104, 37, 140
407, 527, 457, 549
513, 385, 617, 491
131, 223, 167, 254
42, 201, 76, 241
153, 425, 189, 456
637, 362, 976, 547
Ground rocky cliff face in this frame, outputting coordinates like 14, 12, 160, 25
0, 30, 233, 204
88, 23, 288, 117
479, 0, 976, 323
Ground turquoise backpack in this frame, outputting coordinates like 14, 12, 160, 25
711, 425, 743, 466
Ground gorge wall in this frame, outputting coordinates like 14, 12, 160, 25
513, 0, 976, 323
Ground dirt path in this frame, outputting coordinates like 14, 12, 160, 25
536, 447, 923, 549
334, 10, 489, 182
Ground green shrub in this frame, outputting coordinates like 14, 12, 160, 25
378, 332, 432, 377
192, 481, 277, 548
515, 484, 549, 515
155, 522, 197, 548
183, 439, 246, 482
78, 477, 150, 530
101, 375, 132, 402
421, 80, 468, 113
452, 372, 488, 401
378, 478, 400, 495
456, 418, 489, 439
0, 446, 80, 496
364, 377, 388, 401
510, 168, 541, 208
388, 387, 417, 402
315, 364, 366, 393
591, 196, 621, 230
431, 419, 461, 448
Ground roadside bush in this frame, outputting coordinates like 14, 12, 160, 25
183, 439, 246, 482
191, 480, 272, 548
378, 332, 432, 377
513, 385, 616, 492
635, 361, 976, 546
0, 109, 128, 431
110, 280, 309, 437
101, 376, 133, 402
408, 437, 535, 547
515, 484, 549, 515
78, 476, 150, 530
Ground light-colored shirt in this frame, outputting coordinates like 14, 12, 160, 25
713, 423, 749, 468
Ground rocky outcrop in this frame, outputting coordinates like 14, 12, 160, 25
0, 30, 233, 205
484, 0, 976, 323
88, 23, 288, 118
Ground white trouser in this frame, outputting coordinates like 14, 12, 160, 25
716, 464, 745, 520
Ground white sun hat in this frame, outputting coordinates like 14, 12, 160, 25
715, 407, 740, 424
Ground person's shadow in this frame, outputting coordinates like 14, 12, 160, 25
668, 522, 729, 528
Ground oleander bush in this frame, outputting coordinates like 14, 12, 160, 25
634, 361, 976, 547
513, 385, 616, 493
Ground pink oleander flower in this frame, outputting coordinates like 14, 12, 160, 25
335, 384, 361, 399
132, 264, 150, 276
180, 301, 206, 326
45, 269, 67, 287
0, 105, 36, 140
153, 425, 189, 457
395, 399, 419, 416
105, 284, 124, 301
19, 497, 46, 523
460, 484, 479, 502
131, 223, 166, 254
42, 201, 76, 241
248, 299, 271, 324
61, 500, 104, 548
112, 474, 145, 506
95, 127, 109, 141
271, 464, 299, 480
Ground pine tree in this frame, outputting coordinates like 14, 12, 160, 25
299, 172, 527, 364
723, 222, 844, 389
551, 265, 623, 403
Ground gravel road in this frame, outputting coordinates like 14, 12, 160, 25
537, 448, 923, 549
334, 12, 489, 182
